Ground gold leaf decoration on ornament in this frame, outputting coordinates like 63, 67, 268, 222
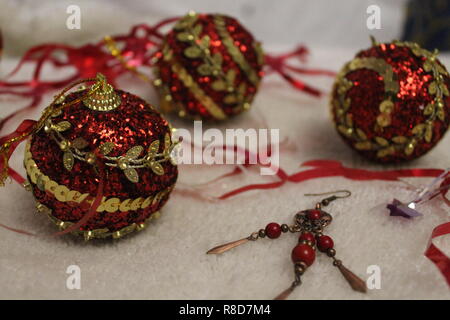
376, 146, 394, 158
72, 137, 89, 149
184, 46, 202, 59
442, 85, 449, 96
126, 146, 143, 159
376, 113, 391, 127
392, 136, 408, 144
99, 142, 115, 155
238, 83, 247, 95
163, 46, 173, 61
374, 137, 389, 147
437, 109, 445, 121
211, 80, 226, 91
63, 152, 74, 171
428, 82, 438, 95
436, 64, 448, 76
405, 142, 415, 156
424, 103, 435, 115
379, 100, 394, 113
356, 128, 367, 140
343, 97, 351, 110
177, 32, 192, 42
148, 140, 160, 157
224, 94, 237, 104
423, 60, 433, 72
354, 141, 372, 150
192, 24, 202, 37
52, 109, 63, 118
54, 121, 72, 132
124, 168, 139, 183
200, 35, 210, 48
150, 161, 164, 176
337, 125, 352, 137
212, 52, 223, 65
425, 124, 433, 143
197, 64, 212, 75
226, 69, 236, 84
412, 123, 426, 135
164, 133, 171, 154
174, 12, 198, 31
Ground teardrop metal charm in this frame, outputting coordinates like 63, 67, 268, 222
273, 285, 296, 300
206, 238, 249, 255
336, 262, 367, 293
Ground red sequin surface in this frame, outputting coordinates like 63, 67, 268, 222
332, 42, 450, 163
29, 90, 178, 231
155, 13, 263, 120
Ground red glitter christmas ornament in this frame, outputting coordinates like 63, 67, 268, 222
152, 11, 264, 121
1, 74, 178, 239
331, 38, 450, 163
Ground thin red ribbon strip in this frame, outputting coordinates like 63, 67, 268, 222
425, 222, 450, 286
217, 160, 444, 200
264, 45, 336, 97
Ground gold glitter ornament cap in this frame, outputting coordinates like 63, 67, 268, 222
82, 73, 121, 112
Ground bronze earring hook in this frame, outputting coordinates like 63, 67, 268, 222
304, 190, 351, 207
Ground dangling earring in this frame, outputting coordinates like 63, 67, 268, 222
207, 190, 367, 299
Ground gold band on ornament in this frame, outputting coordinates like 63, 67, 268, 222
167, 56, 227, 120
213, 15, 263, 86
35, 202, 161, 240
24, 143, 175, 214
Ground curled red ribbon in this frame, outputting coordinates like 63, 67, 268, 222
0, 18, 176, 133
216, 160, 444, 200
425, 222, 450, 286
0, 17, 336, 134
264, 46, 336, 96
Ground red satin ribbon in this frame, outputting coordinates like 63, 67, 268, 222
0, 18, 336, 134
0, 18, 177, 133
217, 160, 444, 200
52, 161, 105, 237
440, 177, 450, 206
425, 222, 450, 286
264, 46, 336, 96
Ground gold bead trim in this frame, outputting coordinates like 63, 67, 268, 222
35, 202, 161, 240
25, 142, 175, 213
332, 40, 449, 159
82, 73, 121, 112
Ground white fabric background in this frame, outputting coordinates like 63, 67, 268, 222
1, 0, 450, 300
